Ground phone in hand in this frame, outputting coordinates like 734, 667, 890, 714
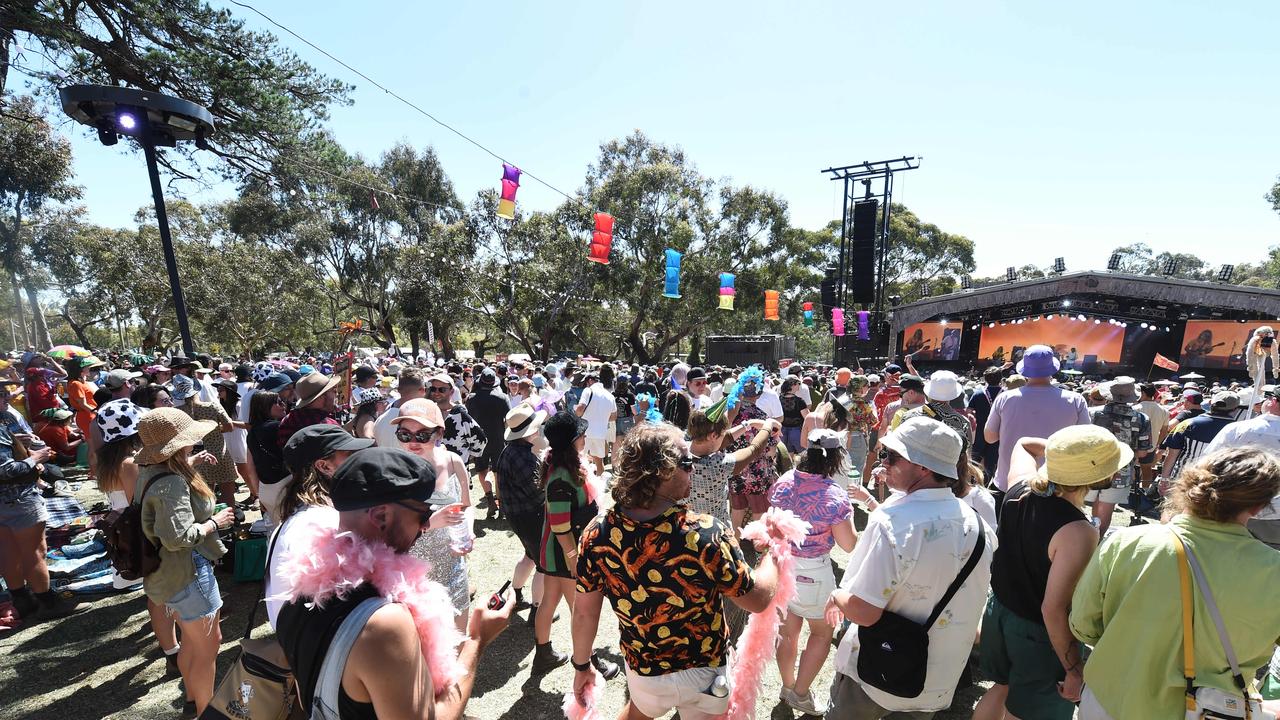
487, 580, 512, 611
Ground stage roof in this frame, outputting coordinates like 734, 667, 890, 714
891, 271, 1280, 334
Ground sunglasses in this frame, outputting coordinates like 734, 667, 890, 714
396, 428, 435, 443
427, 385, 451, 394
677, 454, 695, 471
394, 500, 432, 527
877, 448, 902, 465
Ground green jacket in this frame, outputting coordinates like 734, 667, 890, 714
1071, 514, 1280, 720
135, 464, 226, 605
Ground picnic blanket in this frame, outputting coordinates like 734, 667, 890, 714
43, 496, 87, 529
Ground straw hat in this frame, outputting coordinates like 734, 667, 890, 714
134, 407, 217, 465
293, 372, 343, 408
1038, 425, 1133, 487
504, 402, 548, 442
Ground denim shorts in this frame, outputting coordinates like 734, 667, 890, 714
0, 486, 48, 529
165, 551, 222, 622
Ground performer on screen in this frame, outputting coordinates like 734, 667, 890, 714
1183, 329, 1225, 368
904, 328, 931, 356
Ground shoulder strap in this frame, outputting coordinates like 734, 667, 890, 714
245, 524, 285, 641
1169, 527, 1197, 698
312, 596, 389, 719
1180, 532, 1252, 695
924, 509, 987, 629
135, 472, 172, 507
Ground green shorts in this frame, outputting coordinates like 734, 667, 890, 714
978, 594, 1077, 720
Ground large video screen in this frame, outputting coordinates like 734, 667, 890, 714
1180, 321, 1254, 371
901, 322, 964, 361
978, 315, 1125, 367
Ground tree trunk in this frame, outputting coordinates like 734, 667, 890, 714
9, 269, 29, 349
60, 306, 95, 348
409, 326, 420, 358
23, 278, 51, 349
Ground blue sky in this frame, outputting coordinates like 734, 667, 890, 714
27, 0, 1280, 276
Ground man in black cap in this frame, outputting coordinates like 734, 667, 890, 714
878, 373, 926, 438
264, 425, 375, 628
465, 368, 509, 518
661, 366, 708, 431
276, 447, 513, 720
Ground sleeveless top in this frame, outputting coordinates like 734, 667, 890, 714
990, 481, 1087, 622
277, 583, 380, 720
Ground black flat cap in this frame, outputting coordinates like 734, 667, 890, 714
283, 424, 374, 479
330, 446, 449, 511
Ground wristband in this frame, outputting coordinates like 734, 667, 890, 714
571, 655, 593, 672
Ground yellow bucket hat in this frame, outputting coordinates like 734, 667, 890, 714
1039, 425, 1133, 487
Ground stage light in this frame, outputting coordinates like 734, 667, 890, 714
1162, 258, 1179, 276
939, 318, 947, 324
1053, 257, 1066, 273
988, 323, 995, 328
1107, 252, 1121, 271
1218, 264, 1234, 283
970, 324, 978, 330
1164, 326, 1171, 331
1006, 267, 1017, 283
1094, 319, 1101, 324
1078, 314, 1086, 321
1140, 323, 1148, 329
117, 112, 137, 130
1063, 300, 1072, 307
961, 274, 973, 290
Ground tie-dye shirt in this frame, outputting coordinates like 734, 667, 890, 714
768, 470, 852, 558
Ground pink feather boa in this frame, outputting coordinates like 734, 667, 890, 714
718, 507, 810, 720
270, 507, 466, 697
561, 668, 605, 720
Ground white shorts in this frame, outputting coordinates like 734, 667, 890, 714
788, 555, 836, 620
625, 664, 730, 720
225, 429, 248, 464
585, 437, 608, 459
1085, 487, 1128, 505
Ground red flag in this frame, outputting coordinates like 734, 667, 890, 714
1153, 353, 1180, 372
370, 192, 380, 210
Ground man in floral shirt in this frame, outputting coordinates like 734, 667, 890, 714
572, 423, 777, 720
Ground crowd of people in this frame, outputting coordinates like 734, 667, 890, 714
1, 341, 1279, 719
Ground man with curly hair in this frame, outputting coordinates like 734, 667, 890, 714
571, 422, 779, 720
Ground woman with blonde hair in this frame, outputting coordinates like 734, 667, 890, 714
135, 408, 236, 716
1070, 447, 1280, 720
171, 374, 241, 516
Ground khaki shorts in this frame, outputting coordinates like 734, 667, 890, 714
585, 437, 608, 459
1085, 487, 1128, 505
625, 664, 730, 720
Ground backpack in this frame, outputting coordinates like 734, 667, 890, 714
102, 473, 168, 581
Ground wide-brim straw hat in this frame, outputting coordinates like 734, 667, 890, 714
294, 372, 343, 408
504, 402, 548, 442
1038, 425, 1134, 487
134, 407, 217, 465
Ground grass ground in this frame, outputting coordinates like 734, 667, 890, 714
2, 469, 1133, 719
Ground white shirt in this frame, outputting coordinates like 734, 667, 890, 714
372, 403, 402, 448
795, 383, 813, 407
756, 389, 784, 420
835, 488, 995, 712
265, 505, 333, 628
961, 484, 999, 530
577, 382, 615, 440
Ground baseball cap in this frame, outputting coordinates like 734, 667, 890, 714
1210, 391, 1240, 413
40, 407, 74, 421
259, 372, 294, 393
354, 365, 378, 382
1262, 384, 1278, 398
390, 398, 445, 429
329, 447, 450, 511
898, 374, 926, 393
283, 425, 374, 478
532, 375, 545, 388
102, 368, 143, 390
880, 416, 963, 479
883, 364, 903, 375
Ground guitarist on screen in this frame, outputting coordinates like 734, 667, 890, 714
1183, 329, 1225, 368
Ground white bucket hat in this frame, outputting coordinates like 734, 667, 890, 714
924, 371, 963, 402
880, 416, 964, 479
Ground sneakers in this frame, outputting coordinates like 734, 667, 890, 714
781, 687, 824, 717
531, 642, 569, 674
591, 654, 620, 680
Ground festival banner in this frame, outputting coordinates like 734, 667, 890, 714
1153, 353, 1179, 372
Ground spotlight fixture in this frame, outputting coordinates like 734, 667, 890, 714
1140, 323, 1148, 329
1078, 314, 1086, 321
1062, 300, 1072, 307
1053, 257, 1066, 273
961, 274, 973, 290
988, 322, 995, 328
1218, 264, 1235, 283
1162, 258, 1179, 276
1107, 252, 1122, 271
939, 318, 947, 324
1006, 267, 1017, 283
1094, 319, 1101, 324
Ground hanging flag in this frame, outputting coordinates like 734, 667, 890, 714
718, 273, 736, 311
1153, 353, 1180, 372
764, 290, 780, 320
802, 302, 814, 328
832, 307, 846, 336
588, 213, 614, 264
496, 163, 521, 219
856, 310, 870, 340
370, 192, 380, 210
662, 249, 682, 298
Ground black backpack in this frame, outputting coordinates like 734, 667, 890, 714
102, 474, 169, 581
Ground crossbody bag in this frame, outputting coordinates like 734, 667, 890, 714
856, 510, 986, 699
1170, 528, 1274, 720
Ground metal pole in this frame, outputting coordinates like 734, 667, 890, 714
142, 141, 195, 357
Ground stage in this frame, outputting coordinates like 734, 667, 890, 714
886, 271, 1280, 379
